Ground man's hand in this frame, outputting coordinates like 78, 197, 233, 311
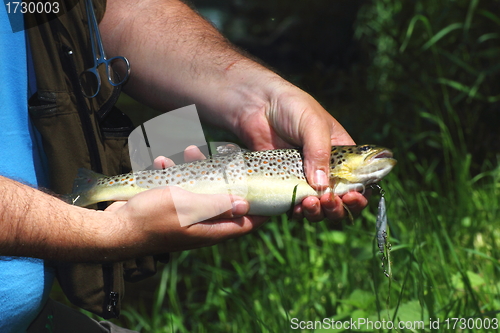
106, 186, 267, 253
230, 82, 369, 222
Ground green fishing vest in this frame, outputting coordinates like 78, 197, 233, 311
25, 0, 167, 319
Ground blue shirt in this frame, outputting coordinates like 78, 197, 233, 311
0, 9, 55, 333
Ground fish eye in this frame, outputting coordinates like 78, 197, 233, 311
359, 145, 371, 152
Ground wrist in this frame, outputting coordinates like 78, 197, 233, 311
199, 59, 286, 133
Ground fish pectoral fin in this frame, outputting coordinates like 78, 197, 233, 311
342, 202, 354, 223
329, 176, 340, 194
287, 184, 300, 220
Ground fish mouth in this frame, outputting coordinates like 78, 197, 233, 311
365, 149, 397, 168
366, 149, 393, 160
373, 150, 393, 159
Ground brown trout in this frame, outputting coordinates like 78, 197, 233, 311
68, 145, 396, 215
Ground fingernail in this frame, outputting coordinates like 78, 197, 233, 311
231, 200, 248, 216
314, 170, 328, 187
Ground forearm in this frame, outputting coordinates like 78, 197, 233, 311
100, 0, 282, 132
0, 176, 131, 262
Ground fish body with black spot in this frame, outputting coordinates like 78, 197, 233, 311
68, 145, 396, 216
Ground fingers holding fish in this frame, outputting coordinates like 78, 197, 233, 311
109, 186, 268, 253
153, 145, 207, 169
153, 156, 175, 169
299, 196, 325, 222
183, 145, 207, 162
300, 193, 346, 222
340, 191, 369, 218
290, 194, 338, 222
291, 191, 369, 223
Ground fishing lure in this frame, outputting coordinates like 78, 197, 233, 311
372, 184, 391, 278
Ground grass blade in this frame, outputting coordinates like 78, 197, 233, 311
422, 23, 463, 51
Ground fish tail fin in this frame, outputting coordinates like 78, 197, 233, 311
64, 168, 106, 207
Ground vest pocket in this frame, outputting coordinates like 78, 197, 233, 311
28, 91, 91, 195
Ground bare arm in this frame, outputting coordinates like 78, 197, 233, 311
100, 0, 271, 123
100, 0, 367, 221
0, 176, 117, 261
0, 176, 260, 261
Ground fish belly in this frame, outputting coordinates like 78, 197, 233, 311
175, 176, 318, 216
245, 179, 318, 215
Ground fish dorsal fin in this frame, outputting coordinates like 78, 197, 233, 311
214, 143, 249, 156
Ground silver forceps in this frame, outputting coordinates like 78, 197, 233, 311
80, 0, 131, 98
